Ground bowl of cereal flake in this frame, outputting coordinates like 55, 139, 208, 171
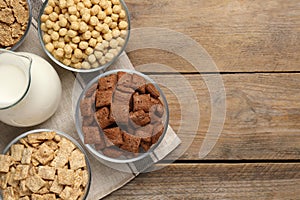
0, 129, 91, 200
0, 0, 32, 50
38, 0, 130, 73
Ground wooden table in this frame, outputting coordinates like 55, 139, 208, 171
1, 0, 299, 199
105, 0, 300, 199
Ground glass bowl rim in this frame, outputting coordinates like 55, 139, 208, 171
37, 0, 131, 73
75, 69, 170, 164
2, 128, 92, 200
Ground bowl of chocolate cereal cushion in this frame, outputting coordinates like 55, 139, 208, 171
38, 0, 130, 72
0, 0, 32, 50
75, 69, 169, 164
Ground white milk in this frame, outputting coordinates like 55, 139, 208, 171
0, 64, 28, 108
0, 52, 62, 127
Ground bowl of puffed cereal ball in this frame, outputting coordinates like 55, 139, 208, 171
38, 0, 130, 72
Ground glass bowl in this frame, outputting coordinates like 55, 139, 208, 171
1, 129, 91, 200
75, 69, 169, 164
37, 0, 130, 73
1, 0, 32, 50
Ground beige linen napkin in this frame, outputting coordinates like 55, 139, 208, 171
0, 18, 181, 199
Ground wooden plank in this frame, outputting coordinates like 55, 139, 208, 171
125, 0, 300, 73
105, 163, 300, 199
152, 73, 300, 160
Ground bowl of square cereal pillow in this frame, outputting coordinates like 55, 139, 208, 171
75, 69, 169, 164
38, 0, 130, 72
0, 129, 91, 200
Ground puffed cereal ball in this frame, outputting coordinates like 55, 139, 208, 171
57, 41, 65, 49
48, 0, 56, 7
95, 43, 104, 51
43, 34, 51, 43
83, 0, 92, 8
64, 44, 73, 54
88, 54, 97, 63
99, 57, 106, 65
105, 7, 112, 15
89, 38, 97, 47
79, 22, 89, 33
119, 21, 128, 30
103, 32, 112, 41
45, 43, 54, 52
77, 2, 85, 11
58, 17, 68, 27
94, 51, 103, 59
119, 10, 126, 18
81, 61, 91, 69
44, 6, 53, 15
82, 31, 92, 40
112, 29, 120, 38
102, 23, 110, 34
41, 14, 49, 22
100, 0, 109, 9
66, 0, 74, 7
109, 39, 118, 49
82, 13, 91, 23
112, 0, 120, 4
97, 36, 103, 43
91, 62, 99, 68
105, 52, 114, 62
117, 37, 125, 46
65, 53, 72, 59
56, 48, 64, 58
59, 28, 68, 36
63, 58, 72, 66
85, 47, 93, 55
109, 48, 118, 56
46, 20, 54, 29
89, 16, 99, 26
91, 30, 100, 38
109, 22, 117, 29
97, 11, 106, 20
91, 5, 101, 16
120, 30, 127, 37
41, 23, 48, 32
102, 40, 109, 48
74, 49, 83, 59
68, 5, 77, 15
112, 5, 121, 14
79, 41, 89, 50
111, 13, 119, 22
53, 22, 60, 31
67, 30, 78, 38
49, 12, 58, 22
95, 23, 103, 32
51, 32, 60, 41
70, 22, 80, 30
72, 36, 81, 43
73, 63, 82, 69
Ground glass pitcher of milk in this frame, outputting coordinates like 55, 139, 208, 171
0, 49, 62, 127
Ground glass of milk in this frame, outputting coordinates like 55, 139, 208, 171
0, 49, 62, 127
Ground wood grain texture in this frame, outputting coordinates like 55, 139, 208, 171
105, 163, 300, 200
155, 73, 300, 160
125, 0, 300, 72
